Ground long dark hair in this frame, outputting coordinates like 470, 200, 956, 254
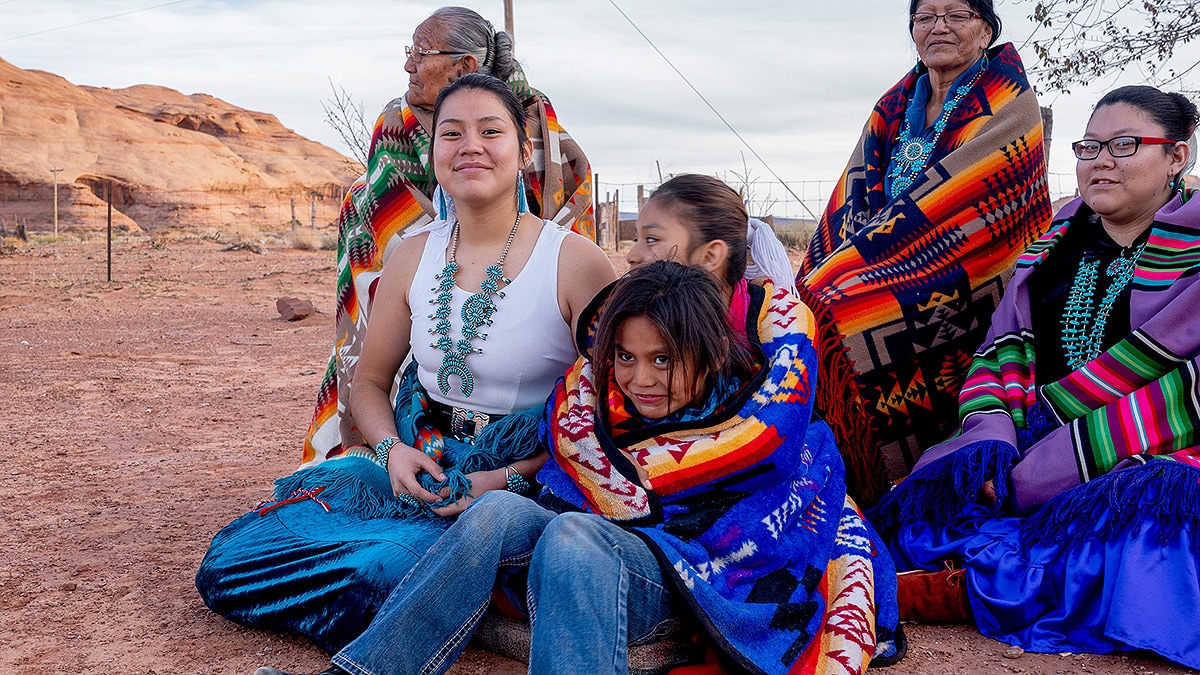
645, 174, 748, 290
1093, 85, 1199, 185
592, 261, 743, 415
1094, 85, 1199, 141
427, 7, 517, 82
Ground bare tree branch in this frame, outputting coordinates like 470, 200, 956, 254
1021, 0, 1200, 95
320, 78, 371, 167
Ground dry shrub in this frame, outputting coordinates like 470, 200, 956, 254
197, 223, 261, 245
1, 236, 24, 255
26, 231, 91, 244
74, 229, 120, 244
775, 222, 816, 252
226, 222, 262, 244
290, 231, 337, 251
148, 227, 194, 243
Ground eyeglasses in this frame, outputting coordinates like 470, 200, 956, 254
405, 45, 469, 63
1071, 135, 1179, 160
911, 10, 980, 29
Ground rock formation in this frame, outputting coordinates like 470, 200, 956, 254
0, 56, 360, 233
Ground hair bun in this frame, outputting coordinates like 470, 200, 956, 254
1168, 92, 1200, 137
491, 31, 516, 82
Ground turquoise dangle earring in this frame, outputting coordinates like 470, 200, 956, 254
516, 172, 528, 215
438, 188, 449, 221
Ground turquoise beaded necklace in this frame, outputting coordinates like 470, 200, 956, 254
1061, 242, 1145, 370
887, 64, 985, 200
428, 212, 522, 397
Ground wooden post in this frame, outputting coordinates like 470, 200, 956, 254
611, 188, 620, 249
592, 172, 600, 244
291, 197, 296, 231
504, 0, 515, 49
50, 167, 63, 237
311, 197, 316, 229
1040, 106, 1053, 168
106, 181, 113, 282
597, 201, 615, 252
636, 184, 646, 211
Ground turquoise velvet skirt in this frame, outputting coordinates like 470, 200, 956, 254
883, 453, 1200, 668
195, 364, 546, 652
195, 457, 453, 653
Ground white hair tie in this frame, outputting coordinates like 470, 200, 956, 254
745, 217, 797, 296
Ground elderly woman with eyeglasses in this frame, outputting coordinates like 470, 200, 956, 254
870, 85, 1200, 668
797, 0, 1052, 506
304, 5, 594, 467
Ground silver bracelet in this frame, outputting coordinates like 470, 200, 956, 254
375, 436, 399, 468
505, 465, 532, 494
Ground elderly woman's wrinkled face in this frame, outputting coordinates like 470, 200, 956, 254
912, 0, 992, 79
405, 19, 476, 109
1076, 102, 1188, 229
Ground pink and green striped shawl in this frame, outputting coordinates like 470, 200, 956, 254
913, 190, 1200, 512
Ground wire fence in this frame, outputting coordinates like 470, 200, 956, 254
596, 172, 1082, 222
3, 172, 1086, 239
0, 183, 348, 234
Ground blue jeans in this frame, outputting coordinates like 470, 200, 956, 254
332, 490, 682, 675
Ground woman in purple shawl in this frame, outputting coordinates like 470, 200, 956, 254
871, 85, 1200, 668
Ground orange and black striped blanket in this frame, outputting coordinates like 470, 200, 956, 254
797, 42, 1052, 503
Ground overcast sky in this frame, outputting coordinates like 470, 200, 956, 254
2, 0, 1198, 216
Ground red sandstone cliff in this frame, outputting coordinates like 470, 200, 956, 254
0, 56, 360, 232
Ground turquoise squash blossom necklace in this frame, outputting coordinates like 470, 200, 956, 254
429, 212, 522, 397
1061, 242, 1146, 370
887, 64, 985, 200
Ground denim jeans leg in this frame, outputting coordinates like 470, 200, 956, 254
332, 490, 555, 675
527, 512, 681, 675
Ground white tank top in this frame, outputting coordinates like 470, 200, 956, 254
409, 221, 577, 414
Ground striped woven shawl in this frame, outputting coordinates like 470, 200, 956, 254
302, 66, 594, 465
538, 282, 903, 675
797, 43, 1052, 504
906, 191, 1200, 514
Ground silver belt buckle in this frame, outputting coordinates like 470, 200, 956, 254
450, 407, 490, 442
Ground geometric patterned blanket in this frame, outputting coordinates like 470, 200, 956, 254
539, 281, 904, 675
301, 65, 594, 465
796, 43, 1051, 504
901, 191, 1200, 514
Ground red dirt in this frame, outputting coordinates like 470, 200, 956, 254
0, 237, 1192, 675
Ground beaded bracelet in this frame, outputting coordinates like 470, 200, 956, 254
504, 465, 531, 494
375, 436, 399, 468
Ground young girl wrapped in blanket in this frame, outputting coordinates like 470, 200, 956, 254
256, 176, 904, 675
258, 259, 904, 675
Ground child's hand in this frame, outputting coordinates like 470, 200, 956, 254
388, 444, 445, 503
430, 468, 506, 517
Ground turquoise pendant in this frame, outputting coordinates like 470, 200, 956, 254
428, 215, 522, 398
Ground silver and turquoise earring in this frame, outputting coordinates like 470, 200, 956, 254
516, 172, 529, 215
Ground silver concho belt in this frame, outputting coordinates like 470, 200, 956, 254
428, 399, 501, 444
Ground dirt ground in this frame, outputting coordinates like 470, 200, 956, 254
0, 235, 1194, 675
